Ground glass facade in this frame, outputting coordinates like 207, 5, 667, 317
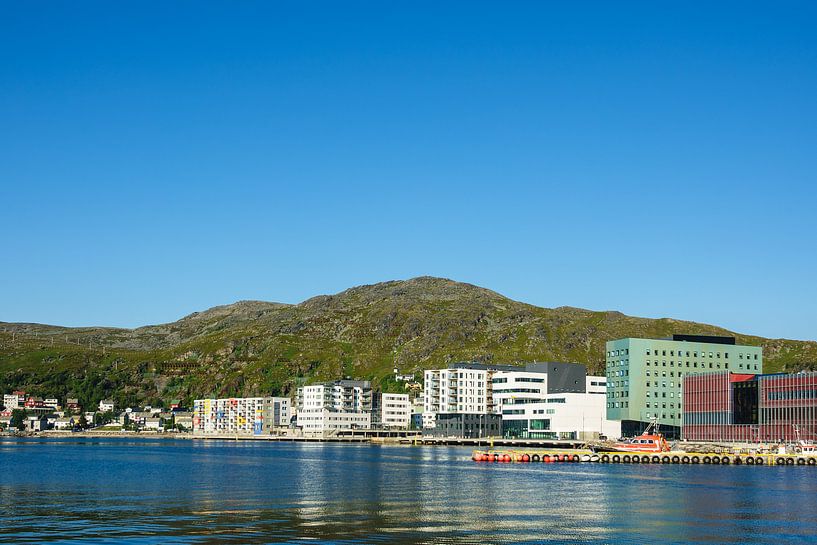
683, 371, 817, 442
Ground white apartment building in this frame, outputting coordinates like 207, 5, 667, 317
296, 380, 372, 432
373, 393, 410, 429
423, 364, 501, 429
3, 393, 25, 410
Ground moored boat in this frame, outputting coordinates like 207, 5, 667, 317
592, 421, 670, 453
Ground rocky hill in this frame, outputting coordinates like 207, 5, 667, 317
1, 277, 815, 410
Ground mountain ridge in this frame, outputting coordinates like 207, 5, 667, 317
1, 276, 815, 410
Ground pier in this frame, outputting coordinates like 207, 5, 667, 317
473, 449, 817, 466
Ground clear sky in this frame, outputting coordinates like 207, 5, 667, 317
1, 2, 816, 340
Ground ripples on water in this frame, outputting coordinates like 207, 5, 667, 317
1, 438, 816, 544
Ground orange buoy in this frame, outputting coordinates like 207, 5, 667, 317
522, 454, 530, 462
481, 453, 489, 462
543, 454, 551, 463
502, 454, 511, 463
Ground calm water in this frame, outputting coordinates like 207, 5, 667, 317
1, 438, 816, 544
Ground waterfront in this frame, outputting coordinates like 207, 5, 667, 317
2, 438, 817, 544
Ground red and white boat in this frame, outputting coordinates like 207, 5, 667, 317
593, 421, 671, 453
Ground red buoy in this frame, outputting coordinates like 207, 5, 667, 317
522, 454, 530, 462
502, 454, 511, 463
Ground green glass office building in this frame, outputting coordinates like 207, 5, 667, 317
605, 334, 763, 438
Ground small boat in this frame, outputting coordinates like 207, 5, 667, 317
592, 420, 670, 453
793, 426, 817, 456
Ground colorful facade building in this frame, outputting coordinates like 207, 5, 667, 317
193, 396, 291, 435
683, 371, 817, 443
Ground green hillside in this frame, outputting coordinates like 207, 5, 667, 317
1, 277, 815, 410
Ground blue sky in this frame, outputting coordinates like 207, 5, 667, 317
1, 2, 816, 340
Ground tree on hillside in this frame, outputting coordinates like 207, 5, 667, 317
10, 409, 27, 430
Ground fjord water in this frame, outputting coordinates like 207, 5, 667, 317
2, 438, 816, 544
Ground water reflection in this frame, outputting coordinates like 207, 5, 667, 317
1, 438, 816, 543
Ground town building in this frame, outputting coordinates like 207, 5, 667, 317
98, 399, 115, 412
372, 392, 411, 429
193, 397, 273, 435
492, 363, 620, 440
54, 417, 76, 430
263, 397, 291, 428
393, 368, 415, 382
606, 335, 763, 438
410, 394, 424, 429
296, 380, 372, 432
25, 415, 50, 431
145, 417, 162, 431
3, 391, 26, 410
172, 411, 194, 431
431, 413, 503, 438
682, 371, 817, 443
423, 363, 518, 430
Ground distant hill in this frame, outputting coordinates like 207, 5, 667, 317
1, 276, 815, 411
